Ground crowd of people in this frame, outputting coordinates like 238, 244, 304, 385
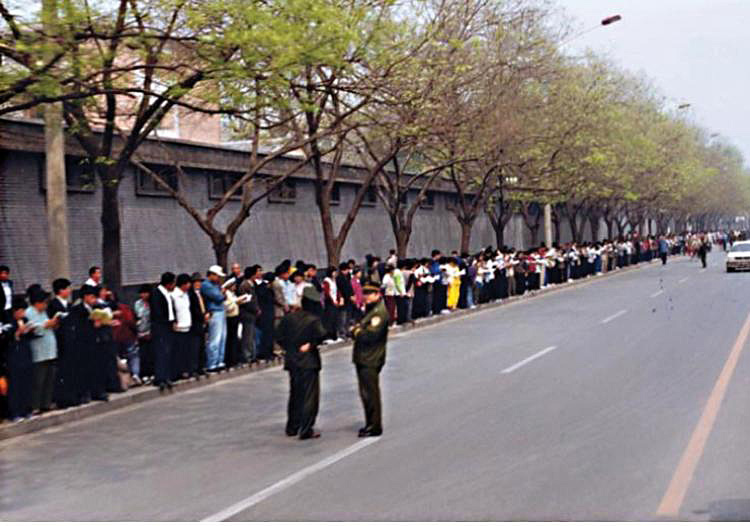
0, 231, 733, 423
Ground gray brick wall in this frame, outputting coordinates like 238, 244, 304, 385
2, 149, 538, 290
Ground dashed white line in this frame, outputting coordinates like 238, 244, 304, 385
201, 438, 381, 521
679, 277, 689, 284
651, 290, 665, 298
501, 346, 557, 374
601, 309, 628, 324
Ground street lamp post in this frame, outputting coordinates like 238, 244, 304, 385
545, 14, 622, 249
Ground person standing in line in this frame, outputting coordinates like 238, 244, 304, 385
134, 285, 153, 383
238, 266, 262, 364
151, 272, 176, 391
47, 278, 72, 406
67, 285, 108, 403
201, 266, 227, 372
336, 263, 355, 338
351, 284, 389, 437
6, 295, 34, 421
256, 272, 277, 362
171, 274, 193, 380
84, 266, 102, 287
189, 273, 208, 377
111, 291, 140, 385
25, 289, 59, 414
277, 286, 328, 440
223, 280, 241, 368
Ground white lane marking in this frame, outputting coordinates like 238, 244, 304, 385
601, 309, 628, 324
679, 277, 689, 283
501, 346, 557, 374
201, 438, 380, 522
651, 290, 665, 298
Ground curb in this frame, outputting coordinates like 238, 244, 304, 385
0, 257, 675, 442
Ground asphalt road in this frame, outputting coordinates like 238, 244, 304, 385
3, 251, 750, 521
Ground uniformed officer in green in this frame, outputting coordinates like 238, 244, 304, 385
276, 286, 328, 440
352, 283, 389, 437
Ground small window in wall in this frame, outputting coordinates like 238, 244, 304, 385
38, 156, 97, 193
362, 185, 377, 207
419, 191, 435, 210
136, 164, 178, 197
209, 171, 244, 200
330, 182, 341, 206
267, 179, 296, 204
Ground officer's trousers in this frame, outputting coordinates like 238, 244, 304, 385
286, 368, 320, 437
356, 365, 382, 432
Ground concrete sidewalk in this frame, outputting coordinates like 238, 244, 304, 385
0, 257, 673, 441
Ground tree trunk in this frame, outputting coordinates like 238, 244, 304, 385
567, 212, 580, 243
460, 220, 473, 254
101, 178, 123, 293
391, 215, 412, 259
494, 222, 505, 249
589, 214, 601, 242
529, 225, 540, 247
212, 235, 231, 271
604, 218, 614, 240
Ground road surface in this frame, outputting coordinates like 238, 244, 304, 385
2, 251, 750, 521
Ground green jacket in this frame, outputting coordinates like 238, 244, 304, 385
352, 300, 389, 368
276, 310, 327, 370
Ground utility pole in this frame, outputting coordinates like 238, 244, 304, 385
544, 203, 552, 248
42, 0, 70, 281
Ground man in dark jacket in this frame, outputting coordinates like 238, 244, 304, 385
188, 273, 207, 378
276, 286, 327, 440
65, 285, 107, 403
238, 266, 262, 363
351, 284, 389, 437
336, 262, 355, 339
151, 272, 176, 391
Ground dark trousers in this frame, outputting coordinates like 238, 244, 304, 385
660, 252, 667, 265
432, 283, 446, 314
32, 359, 57, 411
412, 287, 428, 319
7, 347, 32, 419
172, 331, 199, 379
239, 315, 256, 362
152, 323, 174, 385
87, 343, 109, 399
356, 365, 382, 432
225, 316, 240, 367
138, 337, 155, 378
396, 296, 409, 324
384, 296, 397, 325
286, 368, 320, 437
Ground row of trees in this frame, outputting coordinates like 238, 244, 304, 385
2, 0, 749, 290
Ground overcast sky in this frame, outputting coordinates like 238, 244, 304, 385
556, 0, 750, 163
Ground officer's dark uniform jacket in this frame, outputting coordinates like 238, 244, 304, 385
277, 311, 327, 371
352, 300, 389, 369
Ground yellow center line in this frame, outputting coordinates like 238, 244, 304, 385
656, 311, 750, 518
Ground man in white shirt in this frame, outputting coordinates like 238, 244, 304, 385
84, 266, 102, 287
171, 274, 193, 379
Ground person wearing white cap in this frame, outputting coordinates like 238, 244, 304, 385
201, 265, 227, 372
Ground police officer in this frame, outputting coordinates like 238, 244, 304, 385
352, 283, 389, 437
276, 286, 327, 440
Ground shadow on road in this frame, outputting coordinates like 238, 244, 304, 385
693, 499, 750, 521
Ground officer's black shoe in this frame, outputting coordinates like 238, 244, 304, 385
359, 428, 382, 437
285, 429, 298, 437
299, 430, 321, 440
358, 427, 370, 437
